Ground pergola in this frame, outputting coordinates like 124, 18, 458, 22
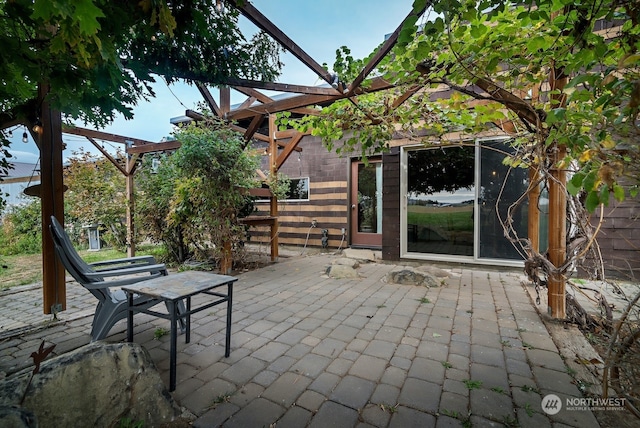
2, 1, 565, 318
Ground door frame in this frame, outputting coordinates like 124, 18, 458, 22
350, 158, 382, 248
399, 141, 524, 267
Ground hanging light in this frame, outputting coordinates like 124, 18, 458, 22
215, 0, 224, 13
32, 119, 43, 134
7, 129, 12, 138
22, 130, 28, 143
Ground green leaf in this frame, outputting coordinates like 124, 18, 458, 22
526, 36, 547, 54
470, 24, 487, 38
620, 54, 640, 68
613, 184, 625, 202
599, 186, 610, 206
546, 108, 566, 125
585, 190, 601, 212
75, 0, 106, 35
567, 172, 585, 196
582, 171, 597, 192
565, 74, 593, 89
413, 0, 429, 13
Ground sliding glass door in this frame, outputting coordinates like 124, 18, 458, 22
406, 147, 475, 256
402, 140, 533, 263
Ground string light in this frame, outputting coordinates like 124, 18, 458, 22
32, 119, 43, 134
22, 127, 28, 143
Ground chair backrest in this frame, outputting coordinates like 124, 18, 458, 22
49, 216, 110, 302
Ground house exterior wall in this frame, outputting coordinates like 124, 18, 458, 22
247, 135, 638, 279
249, 135, 349, 249
589, 194, 640, 279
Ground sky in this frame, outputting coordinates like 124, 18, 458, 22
6, 0, 418, 165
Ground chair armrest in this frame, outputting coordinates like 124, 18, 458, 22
90, 255, 158, 270
84, 264, 168, 281
83, 271, 167, 289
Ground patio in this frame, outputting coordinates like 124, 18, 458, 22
0, 251, 600, 427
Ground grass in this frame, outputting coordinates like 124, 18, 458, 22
463, 379, 482, 390
0, 245, 163, 290
154, 327, 169, 340
407, 209, 474, 232
417, 297, 431, 304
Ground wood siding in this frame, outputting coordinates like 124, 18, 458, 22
246, 135, 639, 277
382, 147, 401, 260
249, 135, 349, 249
588, 194, 640, 279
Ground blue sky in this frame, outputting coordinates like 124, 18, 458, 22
7, 0, 417, 164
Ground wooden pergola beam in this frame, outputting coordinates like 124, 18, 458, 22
346, 3, 430, 95
196, 82, 222, 117
228, 76, 394, 121
231, 86, 321, 116
276, 132, 304, 169
225, 78, 338, 96
230, 0, 336, 87
127, 140, 181, 154
86, 136, 127, 176
244, 114, 265, 142
237, 96, 257, 110
62, 126, 156, 146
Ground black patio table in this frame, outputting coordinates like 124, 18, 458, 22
122, 271, 237, 391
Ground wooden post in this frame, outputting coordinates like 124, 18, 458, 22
220, 240, 232, 274
528, 167, 540, 254
547, 65, 568, 319
547, 145, 567, 318
39, 83, 66, 314
269, 114, 279, 261
125, 152, 135, 257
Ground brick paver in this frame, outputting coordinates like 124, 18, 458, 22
0, 252, 602, 427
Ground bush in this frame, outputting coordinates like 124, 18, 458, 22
0, 199, 42, 255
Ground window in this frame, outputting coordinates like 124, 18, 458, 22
258, 177, 310, 202
284, 177, 309, 201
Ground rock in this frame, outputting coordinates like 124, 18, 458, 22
386, 267, 439, 287
332, 258, 360, 269
326, 264, 359, 279
0, 342, 181, 428
416, 265, 457, 280
342, 248, 378, 262
0, 405, 37, 428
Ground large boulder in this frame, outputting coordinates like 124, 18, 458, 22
0, 342, 181, 428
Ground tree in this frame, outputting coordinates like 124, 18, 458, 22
0, 0, 283, 311
0, 0, 282, 198
300, 0, 638, 194
63, 150, 128, 249
290, 0, 639, 318
137, 116, 260, 266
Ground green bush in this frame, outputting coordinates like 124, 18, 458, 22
0, 199, 42, 255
